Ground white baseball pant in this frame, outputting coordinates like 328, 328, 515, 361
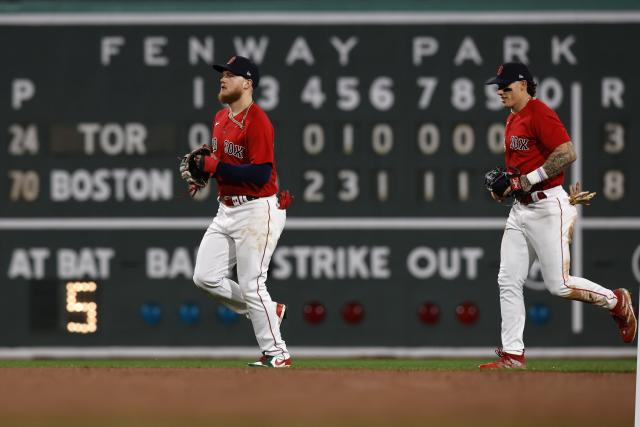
192, 195, 289, 357
498, 186, 617, 354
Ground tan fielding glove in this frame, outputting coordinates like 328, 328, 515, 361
569, 182, 596, 206
179, 144, 212, 197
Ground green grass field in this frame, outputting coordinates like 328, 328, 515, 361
0, 358, 635, 372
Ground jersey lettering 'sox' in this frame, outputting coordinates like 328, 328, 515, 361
510, 136, 530, 151
224, 140, 246, 159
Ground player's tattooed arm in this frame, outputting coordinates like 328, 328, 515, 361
543, 142, 577, 178
520, 142, 576, 192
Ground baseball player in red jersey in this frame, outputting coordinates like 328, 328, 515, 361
479, 62, 637, 369
190, 56, 291, 368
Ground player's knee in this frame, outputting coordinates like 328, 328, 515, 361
497, 268, 526, 290
547, 283, 572, 298
192, 270, 223, 293
192, 272, 207, 290
192, 265, 204, 287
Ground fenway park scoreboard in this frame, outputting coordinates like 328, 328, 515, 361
1, 13, 639, 349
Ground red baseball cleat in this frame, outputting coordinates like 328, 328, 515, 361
247, 353, 292, 368
610, 288, 638, 343
276, 303, 287, 326
479, 348, 526, 369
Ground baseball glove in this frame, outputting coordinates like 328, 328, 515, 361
179, 144, 212, 197
569, 182, 596, 206
484, 167, 524, 198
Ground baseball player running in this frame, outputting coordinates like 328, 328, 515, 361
479, 62, 637, 369
182, 56, 292, 368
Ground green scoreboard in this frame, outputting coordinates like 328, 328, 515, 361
1, 12, 639, 349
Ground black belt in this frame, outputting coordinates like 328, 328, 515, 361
219, 195, 259, 207
517, 191, 547, 205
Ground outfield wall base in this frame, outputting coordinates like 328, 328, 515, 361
0, 346, 634, 359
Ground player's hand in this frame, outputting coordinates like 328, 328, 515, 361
484, 166, 524, 204
491, 186, 512, 203
277, 190, 294, 210
569, 181, 596, 206
519, 175, 533, 192
192, 150, 218, 170
569, 181, 582, 196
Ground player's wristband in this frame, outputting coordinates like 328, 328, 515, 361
526, 167, 548, 186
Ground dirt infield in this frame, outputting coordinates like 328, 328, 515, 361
0, 368, 634, 427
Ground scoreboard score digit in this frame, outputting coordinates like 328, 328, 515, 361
65, 281, 98, 334
3, 22, 638, 218
29, 280, 99, 335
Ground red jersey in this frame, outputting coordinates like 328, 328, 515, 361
504, 98, 571, 191
210, 102, 278, 197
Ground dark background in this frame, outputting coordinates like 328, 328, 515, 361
1, 21, 638, 347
